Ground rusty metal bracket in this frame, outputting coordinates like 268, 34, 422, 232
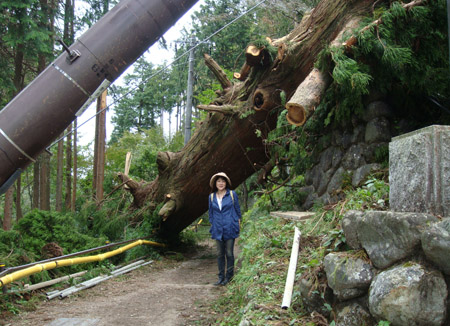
57, 38, 81, 64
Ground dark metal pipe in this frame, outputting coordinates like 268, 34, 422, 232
0, 0, 198, 191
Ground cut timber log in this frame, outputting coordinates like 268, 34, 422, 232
285, 68, 331, 126
203, 54, 232, 90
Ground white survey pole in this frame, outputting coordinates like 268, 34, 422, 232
281, 226, 301, 309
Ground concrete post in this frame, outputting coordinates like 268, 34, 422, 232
389, 125, 450, 216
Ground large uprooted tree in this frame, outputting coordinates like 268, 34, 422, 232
118, 0, 435, 235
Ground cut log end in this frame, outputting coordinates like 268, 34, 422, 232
247, 45, 262, 57
286, 103, 306, 126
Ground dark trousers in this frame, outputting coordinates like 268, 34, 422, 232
215, 238, 235, 281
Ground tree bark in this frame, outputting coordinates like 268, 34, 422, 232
15, 174, 23, 220
119, 0, 376, 235
39, 152, 51, 210
55, 135, 64, 211
32, 160, 40, 209
71, 119, 77, 212
3, 186, 14, 230
65, 124, 72, 210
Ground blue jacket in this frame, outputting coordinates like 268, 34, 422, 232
208, 189, 242, 240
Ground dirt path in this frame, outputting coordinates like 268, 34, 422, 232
5, 240, 224, 326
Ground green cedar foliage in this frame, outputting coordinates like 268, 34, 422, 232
13, 210, 106, 257
315, 0, 450, 127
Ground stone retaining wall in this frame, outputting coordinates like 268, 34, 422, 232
301, 101, 393, 208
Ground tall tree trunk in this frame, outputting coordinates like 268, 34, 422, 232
15, 174, 23, 220
32, 160, 40, 209
37, 53, 49, 210
55, 135, 64, 211
61, 0, 74, 211
3, 186, 14, 230
13, 44, 24, 93
12, 42, 25, 218
93, 90, 107, 203
119, 0, 376, 235
26, 169, 32, 205
39, 152, 51, 210
71, 119, 77, 212
65, 124, 72, 210
63, 0, 74, 45
179, 102, 181, 133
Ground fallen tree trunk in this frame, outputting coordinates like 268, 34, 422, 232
119, 0, 376, 235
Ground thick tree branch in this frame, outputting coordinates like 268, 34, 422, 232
117, 173, 141, 191
197, 104, 239, 115
203, 53, 232, 89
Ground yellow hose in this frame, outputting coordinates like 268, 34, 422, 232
0, 239, 165, 287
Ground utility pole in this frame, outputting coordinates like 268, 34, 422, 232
93, 90, 107, 204
184, 36, 195, 145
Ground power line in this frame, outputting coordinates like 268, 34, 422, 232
48, 0, 267, 149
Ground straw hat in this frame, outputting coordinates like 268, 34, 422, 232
209, 172, 232, 188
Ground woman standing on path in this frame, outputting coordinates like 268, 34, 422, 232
208, 172, 242, 286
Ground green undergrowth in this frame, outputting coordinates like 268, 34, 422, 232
209, 176, 389, 325
0, 200, 187, 316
